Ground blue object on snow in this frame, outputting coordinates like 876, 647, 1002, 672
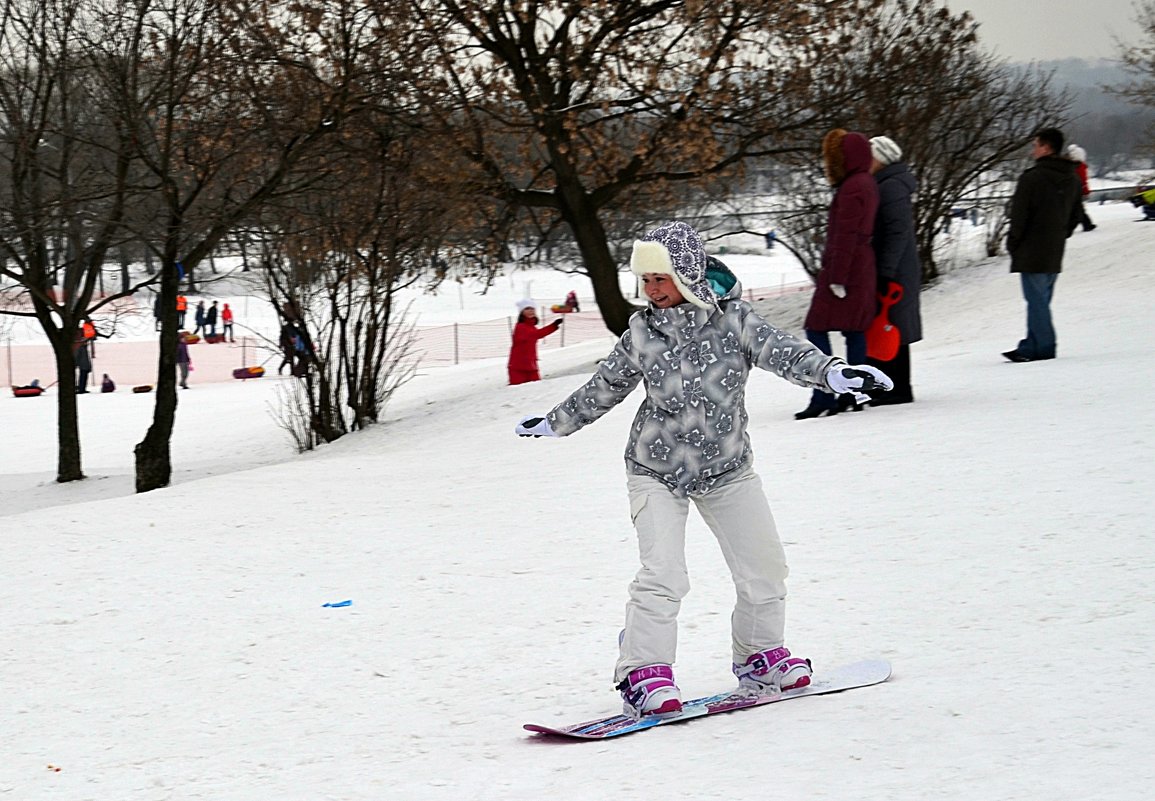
322, 600, 353, 608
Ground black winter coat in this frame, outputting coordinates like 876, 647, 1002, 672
873, 162, 922, 344
1007, 156, 1082, 274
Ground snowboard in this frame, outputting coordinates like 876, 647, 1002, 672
524, 658, 891, 740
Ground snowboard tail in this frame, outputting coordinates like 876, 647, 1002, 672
524, 658, 891, 740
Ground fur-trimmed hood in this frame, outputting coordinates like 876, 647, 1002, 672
823, 129, 873, 186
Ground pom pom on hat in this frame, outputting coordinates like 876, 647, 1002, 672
870, 136, 902, 166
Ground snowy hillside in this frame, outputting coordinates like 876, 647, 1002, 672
1, 201, 1153, 801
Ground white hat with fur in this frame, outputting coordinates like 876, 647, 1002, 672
628, 221, 717, 311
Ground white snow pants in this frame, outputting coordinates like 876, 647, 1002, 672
614, 465, 789, 684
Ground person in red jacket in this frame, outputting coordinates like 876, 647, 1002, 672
797, 129, 881, 419
1065, 144, 1096, 232
508, 300, 562, 385
221, 302, 235, 342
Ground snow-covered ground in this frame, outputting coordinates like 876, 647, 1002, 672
1, 201, 1152, 801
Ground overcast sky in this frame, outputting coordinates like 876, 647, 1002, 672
958, 0, 1139, 62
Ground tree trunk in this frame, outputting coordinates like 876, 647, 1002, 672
558, 194, 639, 336
52, 337, 84, 482
584, 251, 637, 336
134, 259, 180, 492
120, 247, 131, 294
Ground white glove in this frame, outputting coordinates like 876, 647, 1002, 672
826, 363, 894, 403
830, 284, 847, 299
515, 415, 558, 438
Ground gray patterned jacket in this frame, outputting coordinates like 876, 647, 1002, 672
547, 278, 840, 497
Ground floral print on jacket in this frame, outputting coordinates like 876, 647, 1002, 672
547, 277, 839, 497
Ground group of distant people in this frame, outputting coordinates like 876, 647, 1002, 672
154, 295, 236, 342
69, 295, 241, 393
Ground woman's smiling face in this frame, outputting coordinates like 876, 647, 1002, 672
642, 273, 686, 308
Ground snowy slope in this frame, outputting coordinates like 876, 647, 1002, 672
1, 202, 1153, 801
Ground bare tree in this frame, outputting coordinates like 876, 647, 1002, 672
1073, 109, 1155, 175
258, 111, 462, 448
839, 0, 1074, 279
757, 1, 1073, 282
0, 0, 139, 482
95, 0, 376, 491
382, 0, 889, 334
1111, 0, 1155, 155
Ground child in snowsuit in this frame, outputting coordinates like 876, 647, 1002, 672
515, 221, 891, 718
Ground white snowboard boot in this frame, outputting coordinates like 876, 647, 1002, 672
618, 664, 683, 719
734, 647, 812, 693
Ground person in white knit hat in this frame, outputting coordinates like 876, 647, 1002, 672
508, 299, 562, 385
1064, 143, 1096, 232
513, 221, 893, 719
865, 135, 922, 405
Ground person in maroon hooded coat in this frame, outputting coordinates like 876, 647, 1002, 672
796, 129, 880, 419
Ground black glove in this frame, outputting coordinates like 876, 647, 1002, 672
553, 318, 563, 327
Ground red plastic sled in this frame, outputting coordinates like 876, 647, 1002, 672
232, 366, 265, 379
12, 386, 44, 397
866, 282, 902, 362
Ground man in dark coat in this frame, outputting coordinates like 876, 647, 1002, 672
205, 300, 219, 338
797, 129, 880, 418
865, 136, 921, 405
1003, 127, 1082, 363
193, 301, 205, 336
